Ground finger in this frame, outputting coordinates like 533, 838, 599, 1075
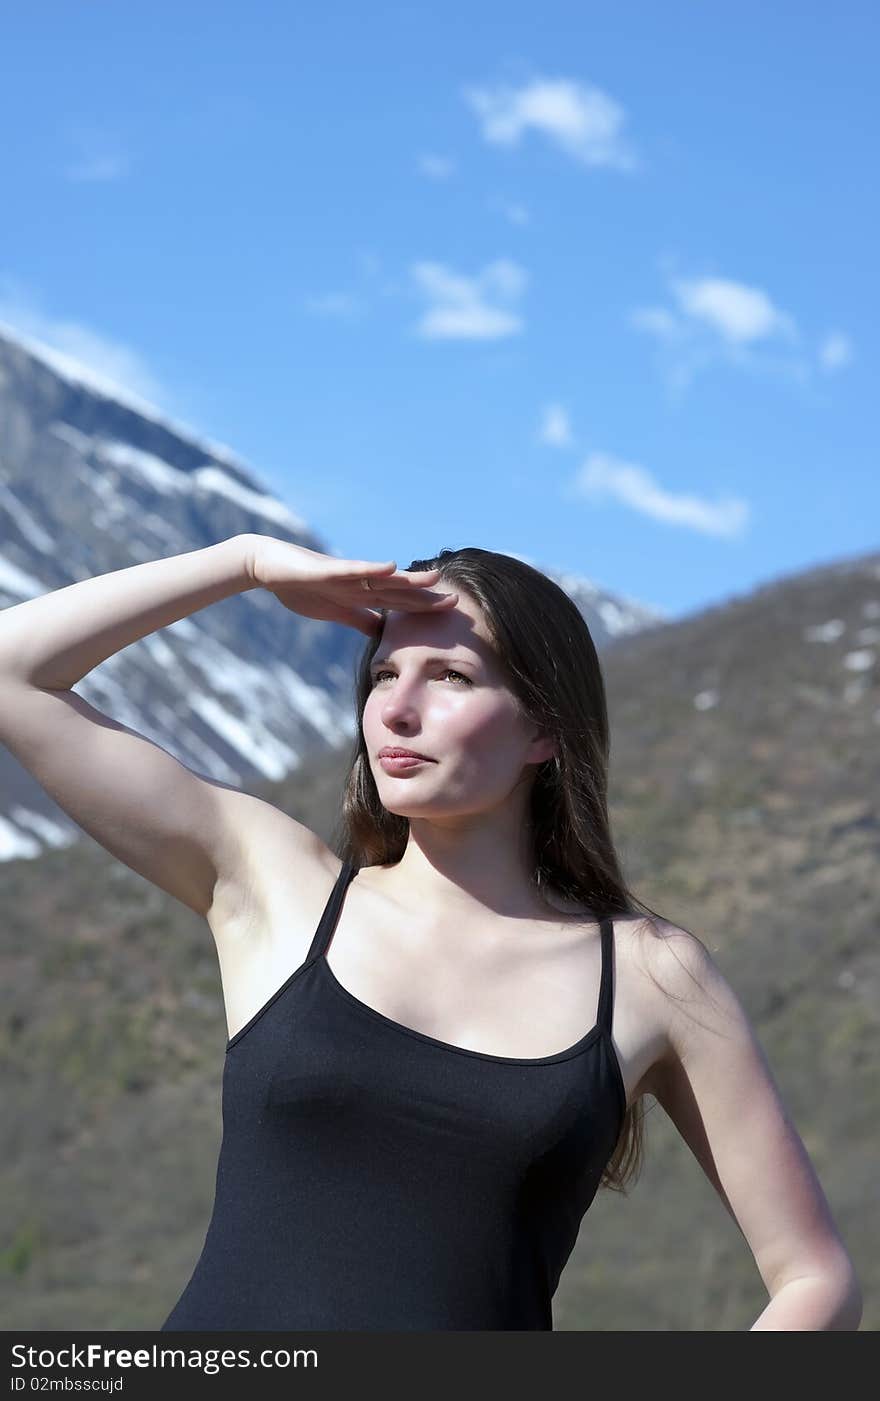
335, 559, 399, 580
356, 582, 458, 607
342, 561, 443, 585
384, 591, 460, 612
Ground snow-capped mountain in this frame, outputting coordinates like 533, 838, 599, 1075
0, 324, 668, 862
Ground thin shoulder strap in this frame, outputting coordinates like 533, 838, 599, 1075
304, 859, 358, 964
596, 916, 616, 1037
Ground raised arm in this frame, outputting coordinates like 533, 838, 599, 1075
0, 534, 297, 919
0, 534, 456, 924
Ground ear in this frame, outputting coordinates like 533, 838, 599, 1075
529, 733, 557, 765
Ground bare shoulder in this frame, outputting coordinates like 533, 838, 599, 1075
205, 788, 338, 943
627, 919, 745, 1092
614, 913, 726, 1099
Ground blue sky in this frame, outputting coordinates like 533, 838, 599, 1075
1, 1, 876, 621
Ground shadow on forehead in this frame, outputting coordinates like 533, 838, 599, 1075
378, 595, 494, 660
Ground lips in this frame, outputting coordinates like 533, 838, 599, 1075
378, 747, 434, 760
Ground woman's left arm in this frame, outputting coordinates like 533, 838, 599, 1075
645, 925, 863, 1331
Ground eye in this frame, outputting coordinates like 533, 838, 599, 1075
371, 668, 472, 686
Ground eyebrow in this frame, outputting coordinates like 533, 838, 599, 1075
369, 653, 477, 670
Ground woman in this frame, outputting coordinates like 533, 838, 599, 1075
0, 533, 862, 1330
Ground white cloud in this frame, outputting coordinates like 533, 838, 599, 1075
566, 451, 749, 538
538, 403, 573, 447
417, 153, 457, 180
462, 75, 638, 172
410, 258, 527, 341
671, 276, 797, 345
630, 271, 809, 394
818, 331, 854, 372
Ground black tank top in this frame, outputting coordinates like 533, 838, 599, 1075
161, 859, 626, 1331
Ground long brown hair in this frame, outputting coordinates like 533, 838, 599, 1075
332, 546, 676, 1193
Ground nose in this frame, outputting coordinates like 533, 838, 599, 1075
378, 679, 426, 727
381, 696, 421, 725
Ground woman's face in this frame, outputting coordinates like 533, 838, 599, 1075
363, 587, 554, 817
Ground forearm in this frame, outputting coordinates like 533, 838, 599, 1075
749, 1273, 863, 1330
0, 534, 258, 690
